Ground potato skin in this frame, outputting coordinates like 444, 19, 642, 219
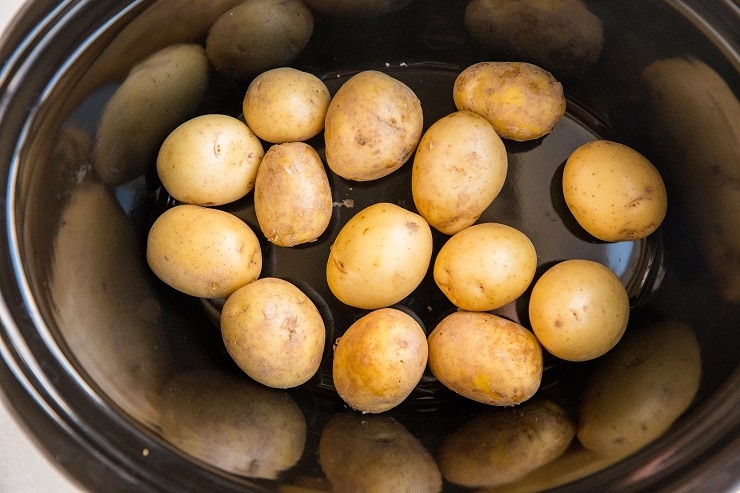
254, 142, 332, 247
332, 308, 428, 413
326, 203, 433, 309
434, 223, 537, 311
562, 140, 668, 242
146, 205, 262, 298
156, 114, 264, 206
454, 61, 566, 141
428, 311, 543, 406
243, 67, 331, 143
528, 259, 629, 362
221, 278, 326, 389
324, 70, 423, 181
412, 111, 507, 235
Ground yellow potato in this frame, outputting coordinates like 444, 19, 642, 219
528, 259, 629, 362
326, 202, 433, 309
254, 142, 332, 247
562, 140, 668, 242
206, 0, 314, 79
428, 311, 543, 406
332, 308, 428, 413
243, 67, 331, 143
412, 111, 508, 235
437, 400, 576, 488
324, 70, 423, 181
156, 114, 264, 206
577, 321, 702, 460
433, 223, 537, 311
454, 61, 566, 141
146, 204, 262, 298
221, 278, 326, 389
318, 413, 441, 492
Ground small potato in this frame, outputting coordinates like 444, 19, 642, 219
454, 61, 566, 141
562, 140, 668, 242
332, 308, 428, 413
577, 321, 701, 460
434, 223, 537, 311
528, 259, 629, 362
437, 400, 575, 488
156, 114, 264, 206
428, 311, 543, 406
243, 67, 331, 144
412, 111, 507, 235
221, 278, 326, 389
324, 70, 423, 181
326, 203, 433, 309
254, 142, 332, 247
206, 0, 314, 79
146, 205, 262, 298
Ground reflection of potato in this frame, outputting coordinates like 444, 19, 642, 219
318, 413, 442, 492
160, 369, 306, 479
577, 321, 702, 460
464, 0, 604, 79
303, 0, 413, 17
438, 400, 576, 488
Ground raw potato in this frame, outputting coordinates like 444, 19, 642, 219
206, 0, 314, 79
324, 70, 423, 181
160, 369, 306, 479
221, 278, 326, 389
243, 67, 331, 143
318, 414, 441, 492
326, 203, 433, 309
412, 111, 508, 235
303, 0, 414, 17
428, 311, 543, 406
528, 259, 629, 362
433, 223, 537, 311
464, 0, 604, 79
156, 114, 264, 206
95, 43, 209, 186
146, 205, 262, 298
454, 61, 566, 141
578, 321, 702, 460
332, 308, 428, 413
254, 142, 332, 247
562, 140, 668, 242
437, 400, 575, 488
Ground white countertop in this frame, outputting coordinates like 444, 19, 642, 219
0, 1, 84, 491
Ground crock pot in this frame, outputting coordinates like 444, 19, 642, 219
0, 0, 737, 491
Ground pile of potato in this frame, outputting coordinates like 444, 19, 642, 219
145, 58, 668, 414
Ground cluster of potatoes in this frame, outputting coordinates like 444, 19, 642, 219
146, 58, 668, 415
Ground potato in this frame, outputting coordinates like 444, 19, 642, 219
562, 140, 668, 242
94, 43, 209, 186
433, 223, 537, 311
453, 61, 566, 141
332, 308, 428, 413
254, 142, 332, 246
326, 202, 433, 309
206, 0, 314, 79
243, 67, 331, 144
412, 111, 508, 235
528, 259, 629, 362
428, 311, 543, 406
324, 70, 423, 181
437, 400, 575, 488
464, 0, 604, 79
160, 369, 306, 479
303, 0, 414, 17
156, 114, 264, 206
577, 321, 702, 460
318, 413, 441, 492
146, 204, 262, 298
221, 278, 326, 389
